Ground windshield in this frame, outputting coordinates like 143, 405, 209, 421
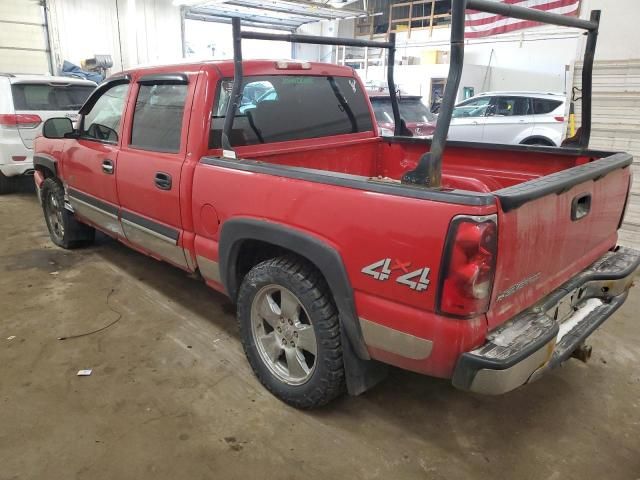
371, 98, 436, 124
211, 75, 373, 147
11, 83, 95, 111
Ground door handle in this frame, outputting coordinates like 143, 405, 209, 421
472, 121, 478, 125
102, 159, 114, 174
154, 172, 172, 190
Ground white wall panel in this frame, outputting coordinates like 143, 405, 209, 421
571, 1, 640, 248
574, 60, 640, 248
47, 0, 124, 72
47, 0, 182, 74
0, 0, 50, 74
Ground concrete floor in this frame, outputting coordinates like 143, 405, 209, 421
1, 191, 639, 480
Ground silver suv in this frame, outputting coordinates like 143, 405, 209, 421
449, 91, 568, 146
0, 74, 96, 193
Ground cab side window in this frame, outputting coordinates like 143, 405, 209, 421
130, 83, 188, 153
81, 83, 129, 143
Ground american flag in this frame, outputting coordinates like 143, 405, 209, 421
465, 0, 582, 38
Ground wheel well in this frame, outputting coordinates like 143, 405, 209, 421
520, 136, 555, 146
219, 218, 370, 362
33, 155, 58, 179
235, 239, 306, 295
34, 165, 56, 179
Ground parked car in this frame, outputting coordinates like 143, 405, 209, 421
0, 74, 96, 193
239, 86, 277, 114
369, 93, 437, 137
449, 91, 567, 146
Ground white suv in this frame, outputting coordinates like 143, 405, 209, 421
449, 91, 567, 146
0, 74, 96, 193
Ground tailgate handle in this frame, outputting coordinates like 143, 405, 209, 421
571, 193, 591, 221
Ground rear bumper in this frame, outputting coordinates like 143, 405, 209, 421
452, 246, 640, 395
0, 162, 34, 177
0, 141, 33, 177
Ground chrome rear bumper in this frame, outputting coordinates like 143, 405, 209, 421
452, 246, 639, 395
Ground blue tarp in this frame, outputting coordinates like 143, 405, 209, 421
59, 60, 104, 84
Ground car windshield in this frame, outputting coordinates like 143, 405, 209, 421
11, 83, 95, 111
371, 97, 436, 124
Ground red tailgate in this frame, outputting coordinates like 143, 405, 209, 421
487, 155, 632, 329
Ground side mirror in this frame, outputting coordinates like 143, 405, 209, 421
42, 117, 75, 139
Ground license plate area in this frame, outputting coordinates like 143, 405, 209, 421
546, 287, 587, 323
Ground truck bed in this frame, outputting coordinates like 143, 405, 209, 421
220, 134, 606, 194
200, 135, 631, 366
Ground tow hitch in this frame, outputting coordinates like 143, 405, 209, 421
571, 344, 593, 363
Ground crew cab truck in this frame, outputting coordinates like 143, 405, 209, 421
34, 1, 639, 408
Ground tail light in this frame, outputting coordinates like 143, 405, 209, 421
554, 116, 565, 122
0, 114, 42, 129
438, 214, 498, 318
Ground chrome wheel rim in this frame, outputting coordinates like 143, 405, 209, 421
250, 284, 317, 385
46, 191, 64, 240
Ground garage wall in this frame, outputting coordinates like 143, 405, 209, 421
46, 0, 182, 75
0, 0, 51, 74
573, 61, 640, 247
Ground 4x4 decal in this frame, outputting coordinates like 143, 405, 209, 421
361, 258, 431, 292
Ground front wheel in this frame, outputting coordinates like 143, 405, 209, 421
237, 256, 345, 408
41, 178, 95, 249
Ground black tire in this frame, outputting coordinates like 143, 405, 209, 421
237, 256, 345, 408
0, 171, 13, 194
41, 177, 95, 249
521, 138, 554, 147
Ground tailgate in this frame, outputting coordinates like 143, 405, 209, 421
487, 153, 632, 329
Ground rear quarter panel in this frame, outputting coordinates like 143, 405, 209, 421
192, 162, 496, 376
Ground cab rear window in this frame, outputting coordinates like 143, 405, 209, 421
11, 83, 95, 111
210, 75, 373, 148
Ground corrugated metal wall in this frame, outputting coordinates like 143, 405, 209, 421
0, 0, 51, 74
46, 0, 182, 75
574, 60, 640, 247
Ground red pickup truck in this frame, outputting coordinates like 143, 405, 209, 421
33, 2, 638, 408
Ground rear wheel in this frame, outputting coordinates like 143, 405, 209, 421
237, 256, 345, 408
522, 138, 554, 147
41, 178, 95, 249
